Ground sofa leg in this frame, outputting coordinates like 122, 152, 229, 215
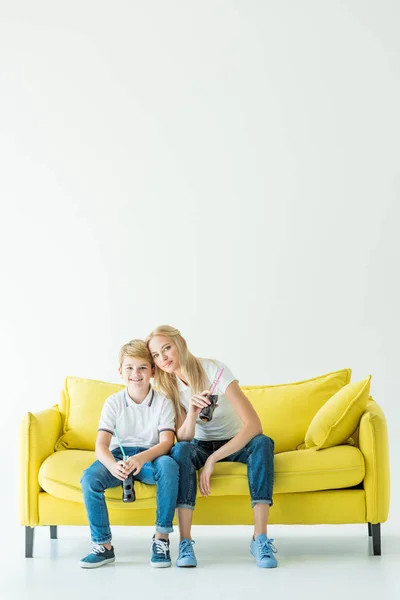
25, 527, 34, 558
50, 526, 57, 540
371, 523, 381, 555
368, 522, 372, 536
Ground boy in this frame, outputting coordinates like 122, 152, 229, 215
80, 340, 178, 568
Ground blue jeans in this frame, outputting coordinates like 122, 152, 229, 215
170, 434, 274, 510
80, 447, 179, 544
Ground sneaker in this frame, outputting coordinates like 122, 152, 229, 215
176, 538, 197, 568
250, 534, 278, 568
150, 536, 171, 568
79, 544, 115, 569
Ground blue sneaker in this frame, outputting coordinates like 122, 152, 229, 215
151, 536, 171, 568
250, 534, 278, 568
176, 538, 197, 568
79, 544, 115, 568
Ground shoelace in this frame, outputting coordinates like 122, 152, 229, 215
91, 544, 106, 555
152, 538, 169, 558
179, 539, 195, 558
257, 537, 277, 559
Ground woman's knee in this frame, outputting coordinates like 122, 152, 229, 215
170, 441, 195, 465
249, 434, 274, 453
154, 454, 179, 476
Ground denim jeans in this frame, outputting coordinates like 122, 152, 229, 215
80, 447, 179, 544
170, 434, 274, 510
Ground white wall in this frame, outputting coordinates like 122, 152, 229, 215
1, 1, 399, 527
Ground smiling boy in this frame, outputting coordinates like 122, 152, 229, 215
79, 340, 178, 568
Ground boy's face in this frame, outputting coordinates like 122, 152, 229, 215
119, 356, 154, 393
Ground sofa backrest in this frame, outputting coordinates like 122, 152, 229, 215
55, 368, 351, 452
56, 377, 124, 450
243, 368, 351, 453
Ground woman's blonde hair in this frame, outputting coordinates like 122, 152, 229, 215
146, 325, 208, 421
118, 339, 154, 369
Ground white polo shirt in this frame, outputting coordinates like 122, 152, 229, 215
177, 358, 242, 441
98, 386, 176, 451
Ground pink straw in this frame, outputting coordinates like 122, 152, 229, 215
210, 367, 224, 395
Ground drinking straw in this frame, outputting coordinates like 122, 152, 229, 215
209, 367, 224, 396
113, 428, 127, 461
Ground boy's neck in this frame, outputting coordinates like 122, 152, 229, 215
126, 384, 151, 404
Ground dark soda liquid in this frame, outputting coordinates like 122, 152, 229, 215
122, 473, 135, 502
199, 394, 218, 422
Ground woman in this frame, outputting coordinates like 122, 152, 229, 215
146, 325, 277, 569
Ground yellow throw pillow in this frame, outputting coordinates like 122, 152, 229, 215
55, 377, 124, 451
242, 368, 351, 454
305, 376, 371, 450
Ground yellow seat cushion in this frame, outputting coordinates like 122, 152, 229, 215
55, 377, 124, 451
242, 369, 351, 453
305, 376, 371, 450
39, 450, 157, 507
39, 444, 364, 505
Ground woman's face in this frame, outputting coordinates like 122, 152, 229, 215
148, 335, 180, 373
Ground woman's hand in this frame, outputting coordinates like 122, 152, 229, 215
188, 390, 211, 417
125, 454, 145, 476
109, 459, 129, 481
199, 456, 216, 496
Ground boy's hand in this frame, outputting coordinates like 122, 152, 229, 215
109, 459, 129, 481
125, 454, 145, 476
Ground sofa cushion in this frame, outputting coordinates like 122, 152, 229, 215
39, 444, 364, 505
39, 450, 156, 506
242, 369, 351, 453
305, 376, 371, 449
55, 377, 124, 451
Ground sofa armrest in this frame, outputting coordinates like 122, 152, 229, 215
358, 399, 390, 523
19, 406, 62, 526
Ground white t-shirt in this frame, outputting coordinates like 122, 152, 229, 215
98, 386, 176, 451
177, 358, 242, 441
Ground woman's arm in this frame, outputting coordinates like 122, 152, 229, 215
212, 381, 262, 460
199, 381, 263, 495
176, 392, 213, 441
176, 408, 197, 441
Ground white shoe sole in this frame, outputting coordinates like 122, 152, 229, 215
79, 557, 115, 569
150, 560, 172, 568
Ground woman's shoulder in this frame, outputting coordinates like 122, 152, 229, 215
199, 357, 227, 374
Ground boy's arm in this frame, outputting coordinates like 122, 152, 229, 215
95, 430, 116, 470
125, 431, 174, 474
95, 430, 127, 481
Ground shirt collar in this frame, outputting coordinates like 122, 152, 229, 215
176, 376, 189, 391
125, 386, 154, 407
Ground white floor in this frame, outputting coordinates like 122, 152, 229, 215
2, 523, 400, 600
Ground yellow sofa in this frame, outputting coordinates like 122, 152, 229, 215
20, 369, 390, 557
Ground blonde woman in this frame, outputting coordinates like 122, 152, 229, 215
146, 325, 277, 569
